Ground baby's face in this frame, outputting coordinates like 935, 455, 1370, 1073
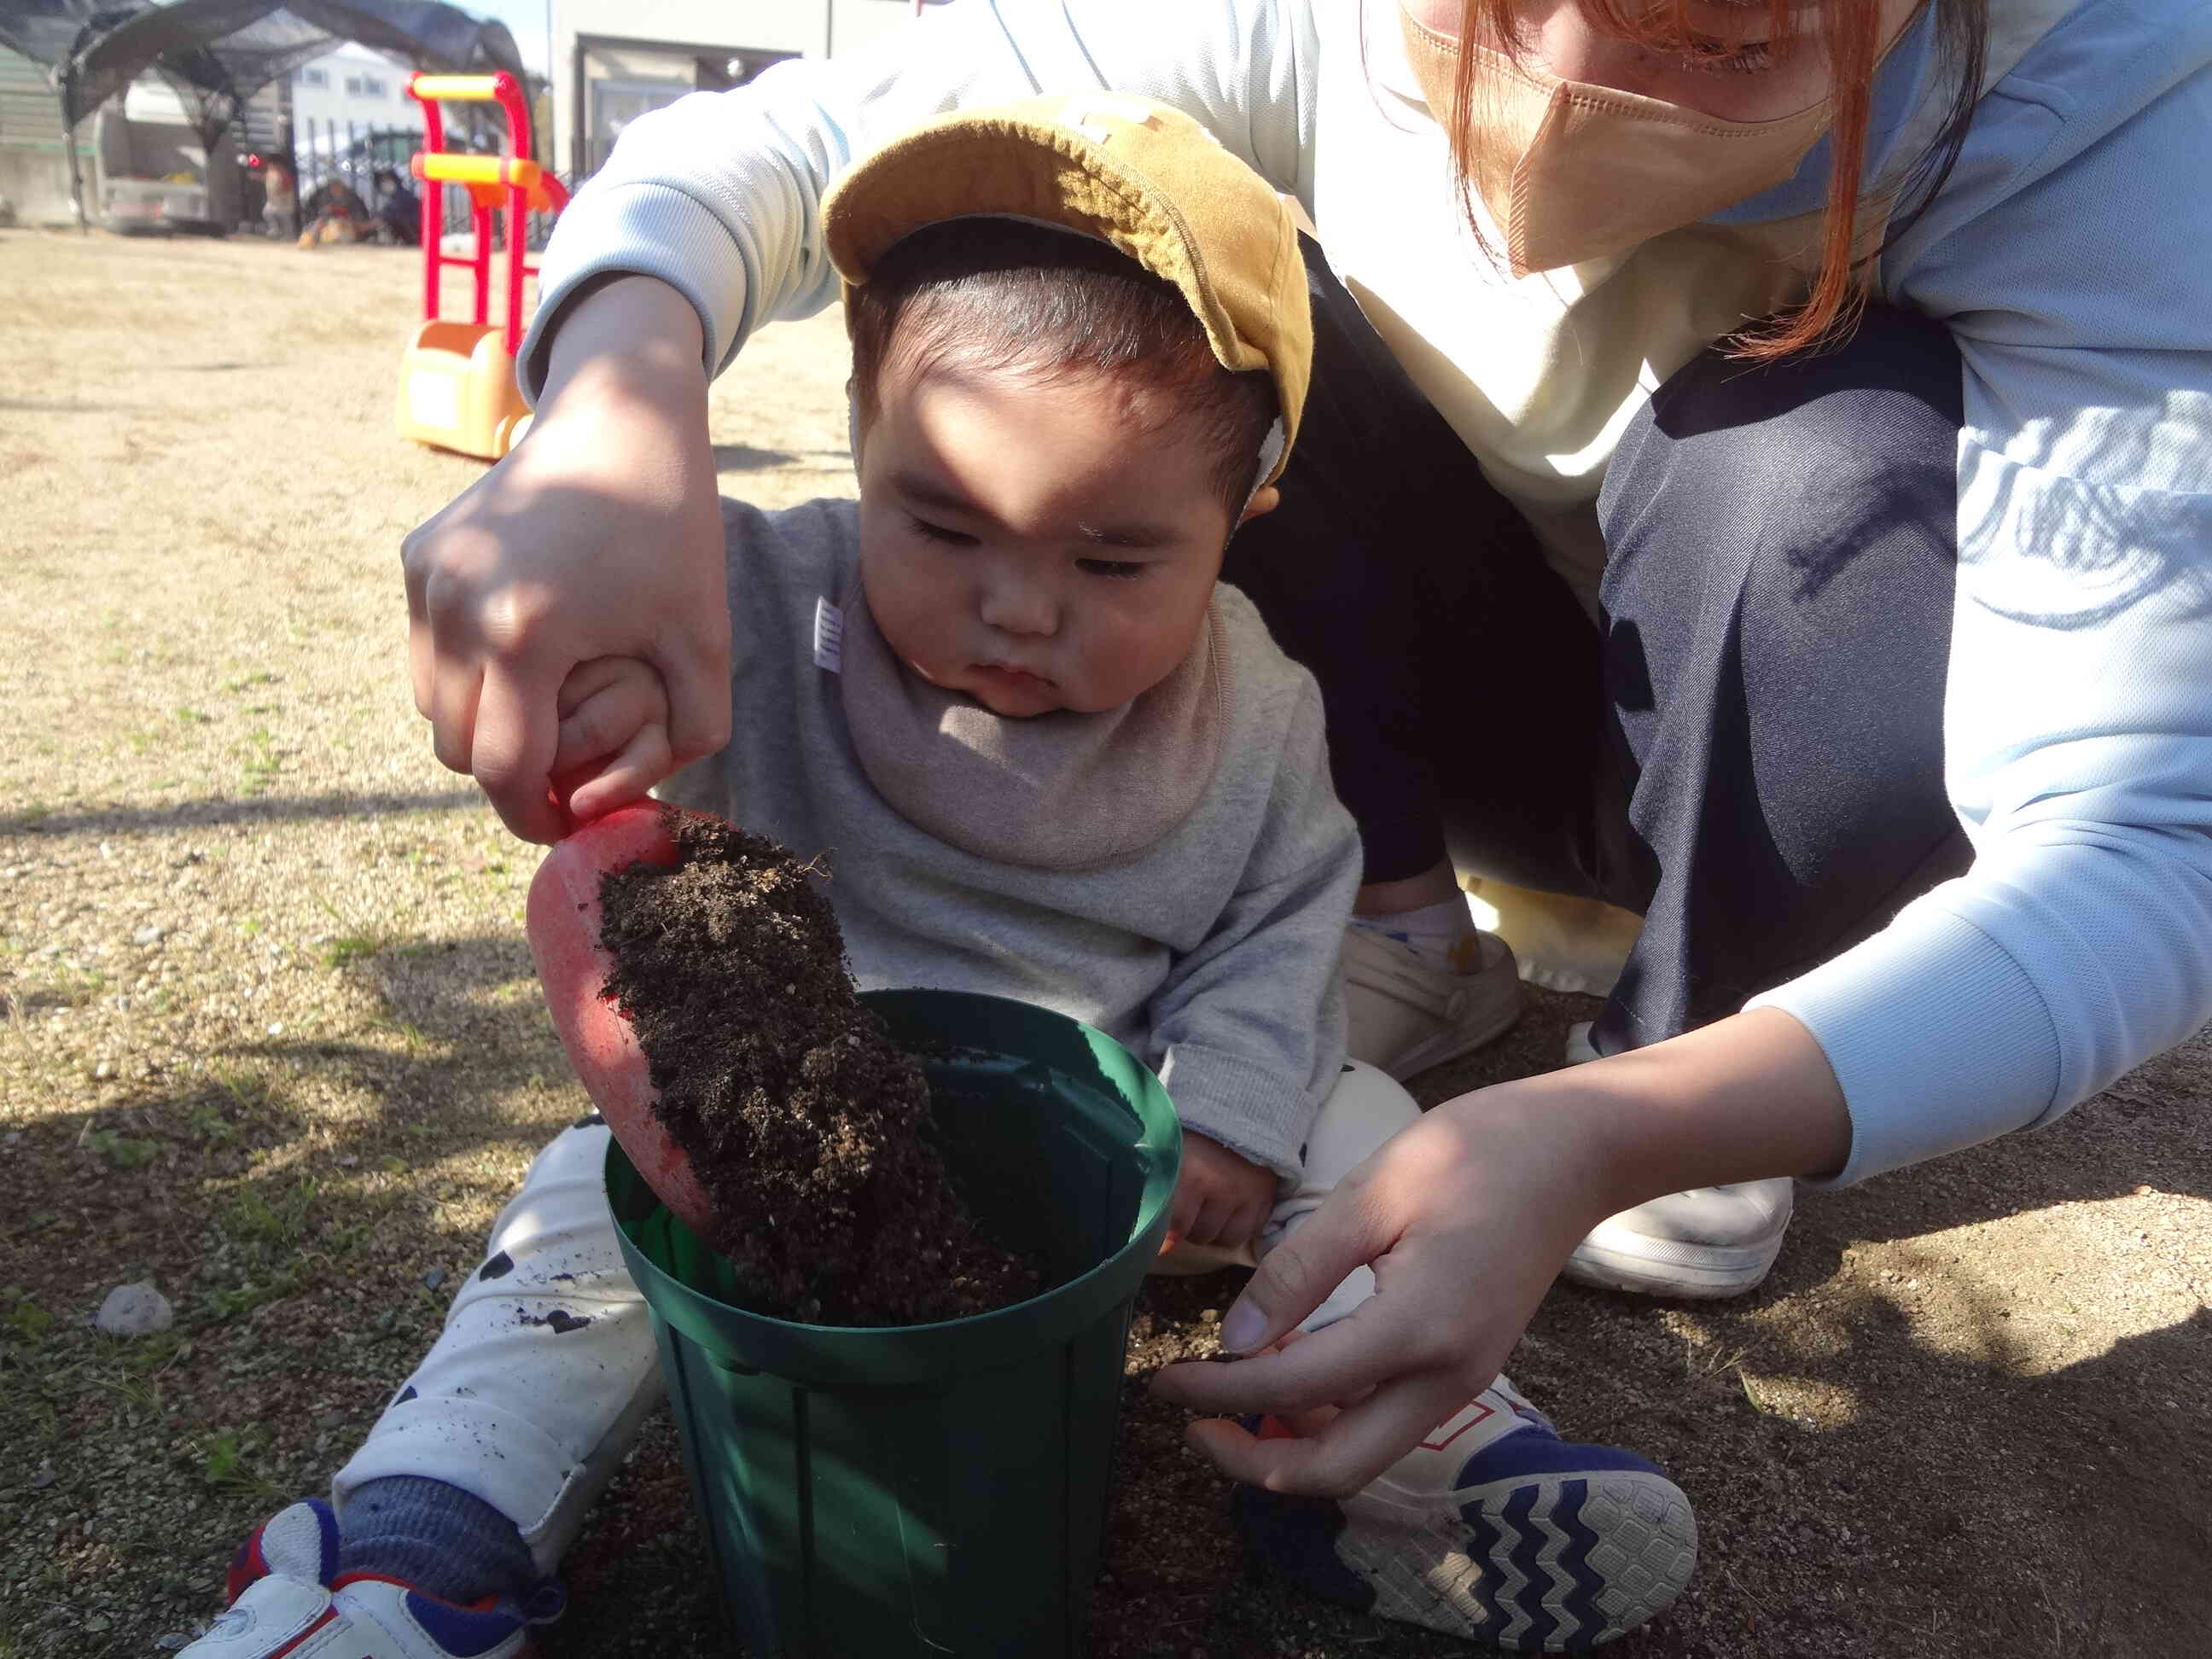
854, 358, 1237, 718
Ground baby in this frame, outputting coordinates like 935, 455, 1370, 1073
188, 96, 1695, 1659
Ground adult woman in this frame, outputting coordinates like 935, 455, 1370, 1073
399, 0, 2212, 1631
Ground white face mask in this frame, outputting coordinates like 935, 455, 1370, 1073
1400, 8, 1834, 276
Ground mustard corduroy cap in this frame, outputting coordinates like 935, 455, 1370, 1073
822, 93, 1311, 486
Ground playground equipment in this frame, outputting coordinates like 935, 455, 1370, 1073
394, 71, 568, 461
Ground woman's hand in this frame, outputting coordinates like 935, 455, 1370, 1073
1150, 1007, 1852, 1497
1152, 1079, 1613, 1495
402, 276, 730, 842
1166, 1131, 1281, 1254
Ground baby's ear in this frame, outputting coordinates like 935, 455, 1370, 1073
1237, 484, 1281, 527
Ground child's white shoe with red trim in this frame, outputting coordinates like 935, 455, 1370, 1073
179, 1499, 562, 1658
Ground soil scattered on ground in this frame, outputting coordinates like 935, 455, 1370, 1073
595, 808, 1035, 1324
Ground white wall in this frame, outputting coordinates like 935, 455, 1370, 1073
290, 42, 423, 137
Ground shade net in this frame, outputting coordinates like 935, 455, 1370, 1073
0, 0, 106, 68
8, 0, 529, 143
64, 0, 335, 143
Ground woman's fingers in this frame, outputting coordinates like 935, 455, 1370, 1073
1185, 1365, 1478, 1497
474, 657, 568, 843
425, 656, 482, 784
1212, 1173, 1392, 1354
654, 591, 735, 770
1154, 1303, 1410, 1417
404, 557, 437, 720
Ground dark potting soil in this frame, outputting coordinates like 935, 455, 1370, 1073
595, 807, 1039, 1326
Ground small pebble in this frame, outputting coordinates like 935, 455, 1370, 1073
133, 924, 166, 946
422, 1267, 447, 1291
95, 1281, 174, 1337
93, 1061, 114, 1080
29, 1459, 56, 1490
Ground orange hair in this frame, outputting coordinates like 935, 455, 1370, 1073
1443, 0, 1988, 358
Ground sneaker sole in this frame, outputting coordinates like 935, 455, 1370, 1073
1560, 1227, 1785, 1299
1261, 1467, 1697, 1651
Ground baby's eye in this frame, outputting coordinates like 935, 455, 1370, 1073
1676, 34, 1779, 73
1076, 558, 1147, 580
910, 516, 978, 547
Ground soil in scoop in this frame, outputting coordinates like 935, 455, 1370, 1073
596, 808, 1039, 1326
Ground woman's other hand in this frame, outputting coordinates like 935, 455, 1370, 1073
1150, 1007, 1851, 1496
402, 275, 729, 842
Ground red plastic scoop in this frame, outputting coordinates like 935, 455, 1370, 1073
526, 802, 717, 1237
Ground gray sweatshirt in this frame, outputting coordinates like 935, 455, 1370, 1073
659, 498, 1359, 1180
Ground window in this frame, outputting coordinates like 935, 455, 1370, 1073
343, 75, 363, 96
586, 79, 691, 172
298, 67, 329, 88
361, 76, 388, 98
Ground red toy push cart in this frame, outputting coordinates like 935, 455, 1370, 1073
395, 71, 569, 460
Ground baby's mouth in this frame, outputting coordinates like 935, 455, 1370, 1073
972, 663, 1052, 692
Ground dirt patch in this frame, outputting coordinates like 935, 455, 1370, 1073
596, 809, 1034, 1324
1, 230, 2205, 1659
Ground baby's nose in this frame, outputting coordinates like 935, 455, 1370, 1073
980, 577, 1057, 637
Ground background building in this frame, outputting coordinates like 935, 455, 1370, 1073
289, 40, 423, 138
550, 0, 943, 182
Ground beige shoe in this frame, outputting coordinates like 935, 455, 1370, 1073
1559, 1023, 1794, 1297
1341, 923, 1521, 1080
1463, 876, 1643, 998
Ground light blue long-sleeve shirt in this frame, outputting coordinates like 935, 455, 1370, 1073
525, 0, 2212, 1187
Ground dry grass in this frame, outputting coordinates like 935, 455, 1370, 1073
1, 227, 2206, 1658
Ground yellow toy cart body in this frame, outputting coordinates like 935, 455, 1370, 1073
395, 317, 533, 458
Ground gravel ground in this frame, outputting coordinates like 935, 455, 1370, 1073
0, 228, 2205, 1658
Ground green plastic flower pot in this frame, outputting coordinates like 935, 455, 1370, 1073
607, 987, 1183, 1656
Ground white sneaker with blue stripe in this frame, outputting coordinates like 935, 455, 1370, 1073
179, 1499, 562, 1658
1238, 1377, 1697, 1650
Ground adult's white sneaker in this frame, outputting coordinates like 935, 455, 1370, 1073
1558, 1022, 1793, 1298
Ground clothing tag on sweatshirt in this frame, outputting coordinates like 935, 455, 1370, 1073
812, 597, 844, 673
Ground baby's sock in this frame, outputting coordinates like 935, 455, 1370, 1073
1350, 896, 1482, 971
336, 1476, 539, 1606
